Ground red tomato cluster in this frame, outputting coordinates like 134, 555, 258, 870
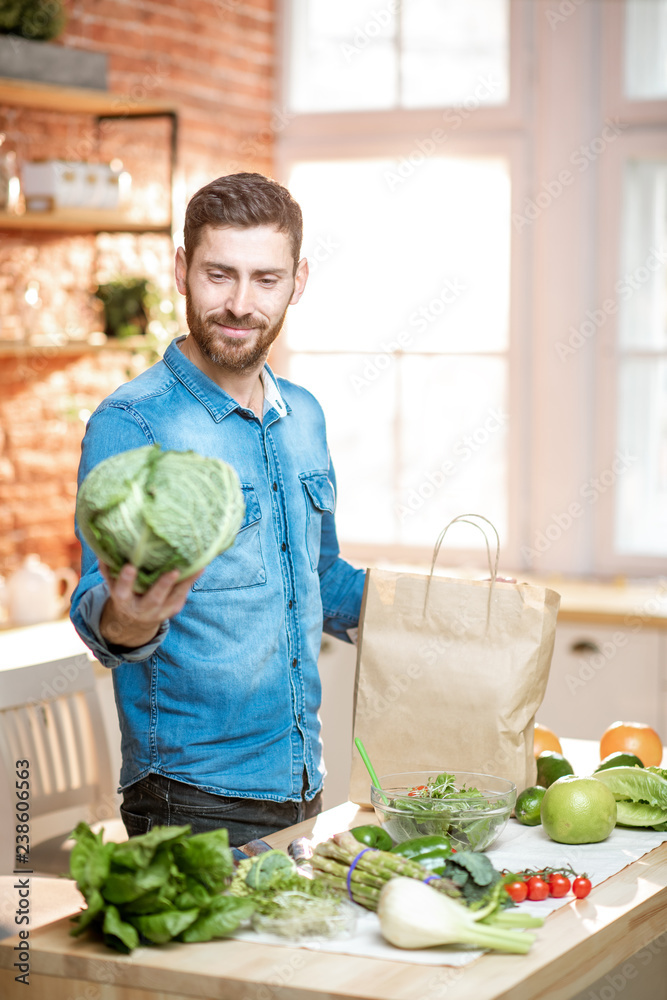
504, 870, 592, 903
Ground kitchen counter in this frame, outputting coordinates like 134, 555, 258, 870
1, 757, 666, 1000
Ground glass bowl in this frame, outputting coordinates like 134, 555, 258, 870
371, 770, 516, 852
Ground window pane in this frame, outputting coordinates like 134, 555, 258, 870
287, 0, 508, 113
287, 353, 508, 550
615, 359, 667, 556
288, 157, 510, 355
288, 0, 397, 112
397, 355, 508, 548
289, 353, 398, 545
402, 0, 509, 108
625, 0, 667, 100
618, 161, 667, 351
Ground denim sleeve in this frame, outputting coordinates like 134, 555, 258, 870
318, 456, 366, 643
70, 404, 169, 668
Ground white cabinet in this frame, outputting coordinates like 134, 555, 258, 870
318, 635, 357, 810
539, 621, 664, 741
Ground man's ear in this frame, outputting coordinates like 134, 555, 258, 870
290, 257, 309, 305
175, 247, 187, 295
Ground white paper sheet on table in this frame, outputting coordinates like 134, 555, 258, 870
231, 823, 667, 967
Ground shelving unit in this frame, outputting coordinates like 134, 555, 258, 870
0, 76, 178, 235
0, 75, 179, 351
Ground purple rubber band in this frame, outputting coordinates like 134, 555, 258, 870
423, 875, 440, 885
346, 846, 376, 901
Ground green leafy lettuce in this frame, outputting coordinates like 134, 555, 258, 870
592, 765, 667, 830
76, 445, 244, 592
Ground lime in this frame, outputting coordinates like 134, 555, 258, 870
595, 751, 645, 772
540, 775, 617, 844
536, 751, 575, 788
515, 785, 546, 826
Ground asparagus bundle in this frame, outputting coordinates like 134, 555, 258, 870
311, 831, 461, 911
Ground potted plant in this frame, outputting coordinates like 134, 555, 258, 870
94, 277, 179, 363
0, 0, 66, 41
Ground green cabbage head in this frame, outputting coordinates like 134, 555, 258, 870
76, 445, 245, 593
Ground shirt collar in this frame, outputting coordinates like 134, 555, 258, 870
260, 366, 287, 418
163, 336, 289, 422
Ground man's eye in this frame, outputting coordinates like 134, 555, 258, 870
209, 272, 228, 281
259, 278, 277, 286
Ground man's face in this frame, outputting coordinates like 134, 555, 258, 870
175, 225, 307, 372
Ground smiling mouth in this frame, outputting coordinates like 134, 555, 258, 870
212, 320, 256, 339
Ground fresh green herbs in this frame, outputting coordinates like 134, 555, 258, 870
229, 850, 355, 938
68, 823, 252, 952
384, 772, 511, 850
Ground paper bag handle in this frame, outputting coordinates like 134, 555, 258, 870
423, 514, 500, 623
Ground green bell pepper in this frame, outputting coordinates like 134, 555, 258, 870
349, 825, 393, 851
390, 835, 453, 872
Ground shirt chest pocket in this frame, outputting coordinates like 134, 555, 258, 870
299, 471, 336, 573
192, 485, 266, 591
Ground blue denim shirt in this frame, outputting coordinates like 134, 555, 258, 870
70, 337, 366, 802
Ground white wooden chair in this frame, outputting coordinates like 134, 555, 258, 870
0, 652, 126, 876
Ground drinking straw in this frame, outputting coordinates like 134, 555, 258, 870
354, 737, 388, 804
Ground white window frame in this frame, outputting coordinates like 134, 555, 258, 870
592, 1, 667, 575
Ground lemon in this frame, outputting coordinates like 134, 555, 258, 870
540, 775, 617, 844
515, 786, 546, 826
536, 751, 575, 788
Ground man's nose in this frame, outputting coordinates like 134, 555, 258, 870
226, 279, 254, 318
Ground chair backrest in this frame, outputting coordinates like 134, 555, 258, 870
0, 653, 116, 872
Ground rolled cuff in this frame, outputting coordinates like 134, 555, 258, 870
71, 580, 169, 668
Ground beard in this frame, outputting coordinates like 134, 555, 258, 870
184, 279, 289, 372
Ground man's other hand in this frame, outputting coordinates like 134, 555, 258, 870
99, 563, 203, 650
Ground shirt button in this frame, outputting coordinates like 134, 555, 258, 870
288, 600, 293, 609
297, 714, 301, 723
292, 657, 297, 667
281, 542, 286, 552
272, 481, 278, 491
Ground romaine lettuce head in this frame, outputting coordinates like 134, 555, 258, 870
76, 445, 244, 593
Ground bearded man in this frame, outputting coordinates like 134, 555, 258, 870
70, 173, 365, 846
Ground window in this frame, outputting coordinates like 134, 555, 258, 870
278, 0, 667, 575
625, 0, 667, 100
288, 156, 510, 550
288, 0, 509, 113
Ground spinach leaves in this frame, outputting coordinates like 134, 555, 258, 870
68, 822, 252, 952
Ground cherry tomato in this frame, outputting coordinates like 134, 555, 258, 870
548, 873, 571, 898
572, 877, 592, 899
504, 880, 528, 903
526, 876, 549, 901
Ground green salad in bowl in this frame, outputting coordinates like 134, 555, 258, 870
371, 770, 516, 851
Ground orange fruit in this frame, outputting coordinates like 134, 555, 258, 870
534, 723, 562, 757
599, 721, 664, 768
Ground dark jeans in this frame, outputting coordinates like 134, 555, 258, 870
120, 772, 322, 848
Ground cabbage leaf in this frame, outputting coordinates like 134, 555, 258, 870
76, 445, 244, 593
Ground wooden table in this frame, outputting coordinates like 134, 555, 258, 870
1, 795, 666, 1000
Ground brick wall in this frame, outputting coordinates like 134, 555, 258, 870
0, 0, 277, 588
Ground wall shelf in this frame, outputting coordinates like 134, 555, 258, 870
0, 76, 176, 117
0, 76, 178, 236
0, 337, 153, 357
0, 210, 171, 234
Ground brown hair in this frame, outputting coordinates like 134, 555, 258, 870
183, 172, 303, 273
